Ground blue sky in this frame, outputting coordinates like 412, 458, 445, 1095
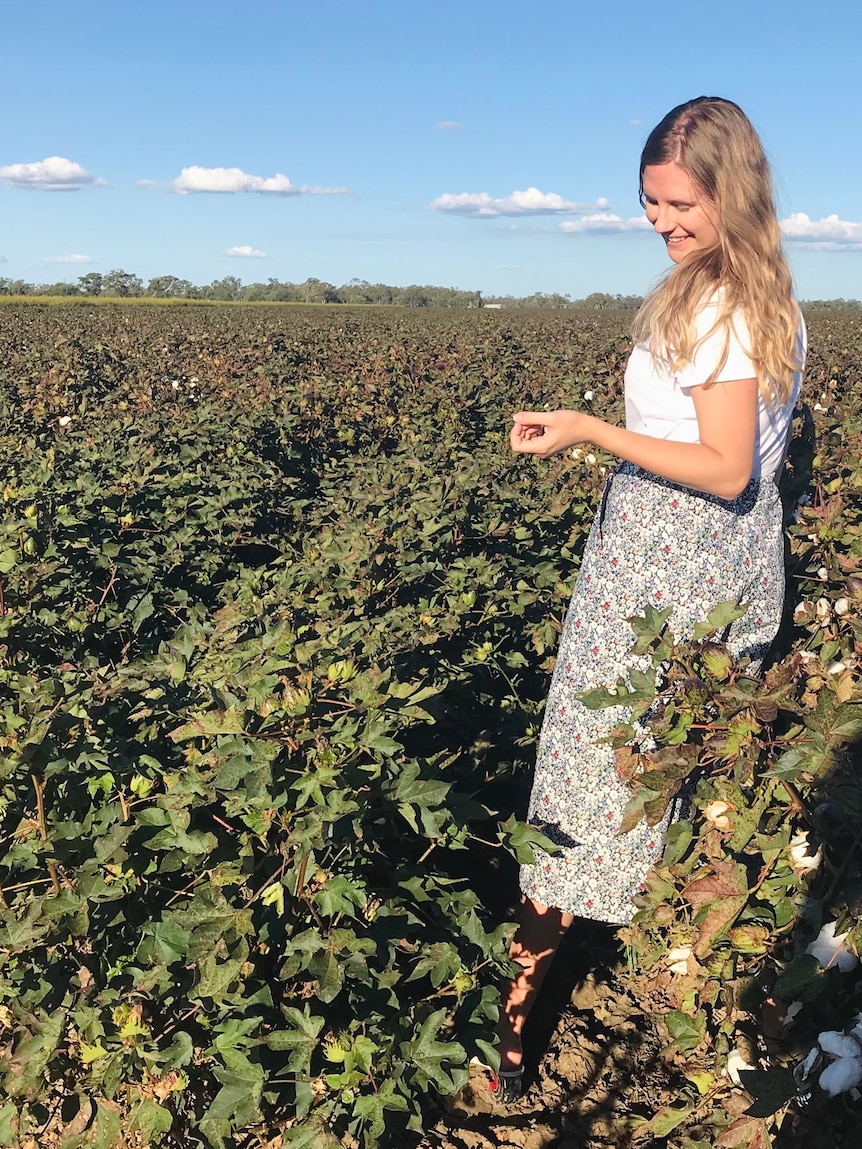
2, 0, 861, 300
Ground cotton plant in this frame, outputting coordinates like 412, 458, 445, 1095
793, 925, 862, 1104
795, 1014, 862, 1103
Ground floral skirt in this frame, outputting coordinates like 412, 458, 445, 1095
519, 462, 785, 924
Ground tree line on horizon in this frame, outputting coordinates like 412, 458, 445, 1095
0, 270, 858, 310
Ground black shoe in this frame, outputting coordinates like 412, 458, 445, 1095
489, 1065, 525, 1103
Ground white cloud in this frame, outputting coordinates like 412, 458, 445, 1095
630, 118, 644, 126
171, 165, 349, 197
560, 213, 652, 234
0, 254, 6, 263
226, 245, 267, 258
596, 197, 609, 209
431, 187, 600, 217
300, 184, 349, 195
0, 156, 104, 191
780, 213, 862, 250
436, 120, 463, 130
136, 178, 158, 188
174, 166, 298, 195
44, 253, 93, 264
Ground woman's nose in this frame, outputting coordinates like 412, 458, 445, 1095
652, 204, 672, 233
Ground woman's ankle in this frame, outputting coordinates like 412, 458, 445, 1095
496, 1020, 523, 1070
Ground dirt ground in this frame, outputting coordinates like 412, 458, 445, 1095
417, 924, 859, 1149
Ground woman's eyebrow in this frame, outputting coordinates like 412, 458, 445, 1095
642, 192, 696, 207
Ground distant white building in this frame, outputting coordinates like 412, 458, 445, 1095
483, 303, 502, 309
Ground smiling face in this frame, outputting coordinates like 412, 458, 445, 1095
641, 161, 720, 263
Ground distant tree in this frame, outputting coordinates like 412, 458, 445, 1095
35, 281, 81, 296
77, 272, 104, 296
207, 276, 242, 302
146, 275, 195, 298
299, 277, 338, 304
102, 269, 143, 297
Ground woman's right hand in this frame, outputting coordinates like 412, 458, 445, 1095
510, 410, 586, 458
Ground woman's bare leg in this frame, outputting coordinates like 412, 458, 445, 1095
497, 896, 573, 1069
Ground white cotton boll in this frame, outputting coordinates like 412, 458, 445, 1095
583, 390, 594, 401
585, 453, 597, 466
813, 402, 827, 412
827, 661, 846, 676
817, 567, 829, 580
57, 415, 72, 427
816, 598, 831, 623
704, 800, 733, 831
789, 832, 822, 875
819, 1056, 862, 1097
667, 945, 691, 975
570, 447, 583, 460
726, 1049, 754, 1085
171, 380, 180, 390
599, 466, 607, 476
834, 598, 850, 616
797, 650, 817, 664
806, 922, 859, 972
818, 1031, 862, 1059
794, 602, 810, 620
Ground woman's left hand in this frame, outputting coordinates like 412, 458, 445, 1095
510, 410, 587, 458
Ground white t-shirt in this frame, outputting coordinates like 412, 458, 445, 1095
624, 300, 806, 480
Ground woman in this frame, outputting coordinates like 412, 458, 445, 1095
494, 96, 806, 1101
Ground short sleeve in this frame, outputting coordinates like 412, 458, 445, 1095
675, 308, 756, 390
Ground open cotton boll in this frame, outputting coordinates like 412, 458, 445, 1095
667, 945, 691, 975
818, 1031, 862, 1059
819, 1056, 862, 1097
726, 1049, 755, 1086
789, 832, 822, 876
805, 922, 859, 972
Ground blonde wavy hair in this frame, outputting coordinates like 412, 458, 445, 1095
631, 97, 802, 405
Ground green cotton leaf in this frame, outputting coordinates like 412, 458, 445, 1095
662, 820, 694, 867
692, 600, 749, 640
283, 1119, 342, 1148
264, 1008, 324, 1076
628, 603, 673, 644
1, 1009, 64, 1100
137, 919, 191, 965
664, 1009, 707, 1052
635, 1103, 696, 1138
127, 1096, 173, 1141
763, 747, 806, 781
773, 954, 826, 1002
360, 717, 402, 756
353, 1079, 409, 1138
169, 707, 247, 742
193, 951, 245, 1003
130, 592, 155, 632
399, 1007, 467, 1093
391, 763, 451, 808
199, 1049, 264, 1147
313, 875, 366, 918
60, 1098, 123, 1149
579, 683, 625, 710
0, 548, 18, 574
158, 1031, 194, 1070
0, 1101, 18, 1145
497, 816, 560, 865
406, 942, 462, 988
309, 949, 344, 1003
